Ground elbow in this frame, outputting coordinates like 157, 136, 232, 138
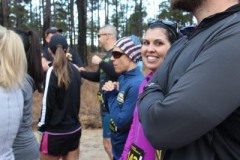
143, 127, 194, 149
144, 129, 182, 150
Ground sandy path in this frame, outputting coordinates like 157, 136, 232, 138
80, 129, 109, 160
35, 129, 109, 160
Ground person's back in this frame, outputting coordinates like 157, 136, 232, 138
38, 34, 81, 160
0, 26, 27, 160
12, 28, 43, 160
0, 88, 24, 160
40, 64, 81, 131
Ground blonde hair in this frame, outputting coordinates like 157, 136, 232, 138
52, 45, 71, 89
0, 25, 27, 90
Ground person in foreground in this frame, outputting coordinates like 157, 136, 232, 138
138, 0, 240, 160
0, 25, 27, 160
12, 29, 43, 160
79, 24, 119, 159
38, 34, 82, 160
102, 35, 144, 160
121, 20, 179, 160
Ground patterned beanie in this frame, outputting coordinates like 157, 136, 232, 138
115, 35, 142, 63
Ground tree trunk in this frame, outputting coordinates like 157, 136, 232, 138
139, 0, 143, 37
90, 0, 94, 52
15, 0, 21, 28
1, 0, 10, 27
76, 0, 88, 65
70, 0, 74, 46
115, 0, 119, 35
105, 0, 109, 24
43, 0, 51, 45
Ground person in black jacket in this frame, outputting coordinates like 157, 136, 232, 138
78, 24, 118, 159
138, 0, 240, 160
41, 27, 84, 72
38, 34, 81, 160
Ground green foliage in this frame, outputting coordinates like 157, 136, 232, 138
52, 1, 69, 32
157, 1, 196, 29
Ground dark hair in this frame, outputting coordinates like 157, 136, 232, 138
13, 28, 43, 92
148, 19, 179, 44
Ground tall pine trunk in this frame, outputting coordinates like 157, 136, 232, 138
76, 0, 88, 65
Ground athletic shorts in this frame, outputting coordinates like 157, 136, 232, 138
101, 113, 111, 138
40, 127, 81, 156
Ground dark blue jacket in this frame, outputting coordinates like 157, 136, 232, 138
105, 67, 144, 159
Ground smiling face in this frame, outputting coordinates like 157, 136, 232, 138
141, 28, 171, 72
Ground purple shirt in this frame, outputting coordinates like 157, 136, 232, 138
121, 72, 155, 160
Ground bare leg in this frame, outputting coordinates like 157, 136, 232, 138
103, 138, 112, 160
62, 147, 79, 160
40, 153, 60, 160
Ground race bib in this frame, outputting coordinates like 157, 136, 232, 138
127, 143, 144, 160
97, 92, 103, 103
156, 150, 162, 160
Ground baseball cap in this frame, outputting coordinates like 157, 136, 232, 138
45, 27, 63, 35
49, 34, 68, 54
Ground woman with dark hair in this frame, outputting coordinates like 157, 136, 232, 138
12, 28, 43, 160
120, 20, 179, 160
38, 34, 81, 160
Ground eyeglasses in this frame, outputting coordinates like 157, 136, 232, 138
98, 33, 111, 38
112, 51, 124, 59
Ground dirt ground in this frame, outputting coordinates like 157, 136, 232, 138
35, 129, 109, 160
79, 129, 109, 160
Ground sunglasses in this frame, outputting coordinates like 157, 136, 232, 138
148, 19, 177, 29
148, 19, 178, 39
112, 51, 124, 59
98, 33, 111, 38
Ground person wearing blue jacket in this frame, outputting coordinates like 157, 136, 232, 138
102, 35, 144, 160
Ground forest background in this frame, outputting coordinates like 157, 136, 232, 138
0, 0, 196, 128
0, 0, 196, 65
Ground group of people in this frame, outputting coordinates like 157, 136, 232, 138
1, 0, 240, 160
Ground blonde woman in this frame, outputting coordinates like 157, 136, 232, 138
0, 25, 27, 160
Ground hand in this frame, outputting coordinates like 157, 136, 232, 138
102, 81, 119, 91
78, 67, 86, 72
92, 55, 102, 65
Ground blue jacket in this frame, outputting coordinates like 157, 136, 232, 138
104, 67, 144, 159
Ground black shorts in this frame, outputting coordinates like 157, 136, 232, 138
40, 127, 81, 156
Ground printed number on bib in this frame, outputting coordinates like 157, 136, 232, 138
127, 143, 144, 160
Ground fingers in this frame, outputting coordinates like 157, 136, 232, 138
102, 81, 118, 91
78, 67, 86, 72
92, 55, 102, 65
